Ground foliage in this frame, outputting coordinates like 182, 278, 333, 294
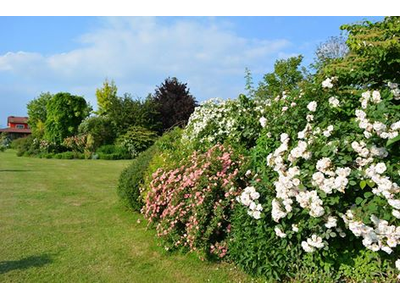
116, 126, 158, 158
118, 145, 157, 211
107, 93, 162, 136
96, 79, 118, 116
323, 17, 400, 87
230, 77, 400, 281
44, 93, 91, 145
0, 133, 10, 151
96, 144, 131, 160
78, 116, 116, 150
63, 134, 94, 158
152, 77, 197, 132
27, 92, 52, 138
143, 144, 245, 259
10, 136, 38, 157
255, 55, 307, 100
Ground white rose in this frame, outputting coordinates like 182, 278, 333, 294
375, 162, 387, 174
307, 101, 317, 112
259, 116, 267, 128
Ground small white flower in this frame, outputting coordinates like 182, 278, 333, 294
328, 96, 340, 107
322, 78, 333, 89
292, 224, 299, 232
259, 116, 267, 128
392, 210, 400, 219
280, 133, 289, 143
396, 259, 400, 271
282, 106, 288, 112
274, 227, 287, 238
325, 216, 338, 228
375, 162, 387, 174
307, 101, 317, 112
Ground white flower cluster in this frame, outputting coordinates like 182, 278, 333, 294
312, 158, 351, 194
351, 141, 388, 168
388, 82, 400, 100
343, 211, 400, 254
323, 125, 334, 137
355, 108, 399, 140
236, 186, 263, 219
301, 234, 325, 253
295, 190, 325, 217
364, 163, 400, 210
322, 77, 334, 89
183, 97, 272, 144
328, 96, 340, 108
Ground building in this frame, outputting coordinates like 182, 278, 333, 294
0, 116, 32, 139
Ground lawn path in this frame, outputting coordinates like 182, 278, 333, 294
0, 150, 249, 282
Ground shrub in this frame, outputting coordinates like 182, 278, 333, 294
116, 126, 158, 158
96, 145, 131, 160
228, 77, 400, 281
118, 145, 158, 211
10, 136, 39, 157
78, 116, 116, 150
63, 134, 94, 158
143, 144, 246, 259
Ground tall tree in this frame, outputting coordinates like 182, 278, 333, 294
323, 17, 400, 88
152, 77, 197, 132
27, 92, 52, 137
96, 79, 118, 116
44, 93, 91, 145
255, 55, 306, 100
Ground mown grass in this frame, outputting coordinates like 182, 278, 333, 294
0, 150, 251, 282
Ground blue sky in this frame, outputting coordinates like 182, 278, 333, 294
0, 16, 383, 128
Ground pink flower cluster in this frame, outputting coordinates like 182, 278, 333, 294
143, 144, 244, 257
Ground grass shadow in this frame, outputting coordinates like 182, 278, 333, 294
0, 170, 32, 172
0, 254, 53, 274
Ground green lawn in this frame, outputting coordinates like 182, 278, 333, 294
0, 150, 250, 282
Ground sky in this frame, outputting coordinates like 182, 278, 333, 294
0, 16, 384, 128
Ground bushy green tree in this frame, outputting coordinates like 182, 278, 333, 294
323, 16, 400, 87
27, 92, 52, 137
44, 93, 91, 145
255, 55, 306, 100
152, 77, 197, 132
96, 79, 118, 116
108, 94, 161, 136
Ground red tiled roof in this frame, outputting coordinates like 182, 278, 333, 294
8, 116, 29, 124
0, 128, 32, 134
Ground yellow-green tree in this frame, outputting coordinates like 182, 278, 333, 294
96, 79, 118, 116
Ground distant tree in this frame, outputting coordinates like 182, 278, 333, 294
44, 93, 91, 145
255, 55, 306, 100
96, 79, 118, 116
152, 77, 197, 132
107, 94, 143, 136
313, 35, 349, 69
27, 92, 53, 137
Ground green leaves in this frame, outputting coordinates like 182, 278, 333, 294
386, 134, 400, 147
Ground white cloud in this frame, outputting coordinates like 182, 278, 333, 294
0, 17, 292, 120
